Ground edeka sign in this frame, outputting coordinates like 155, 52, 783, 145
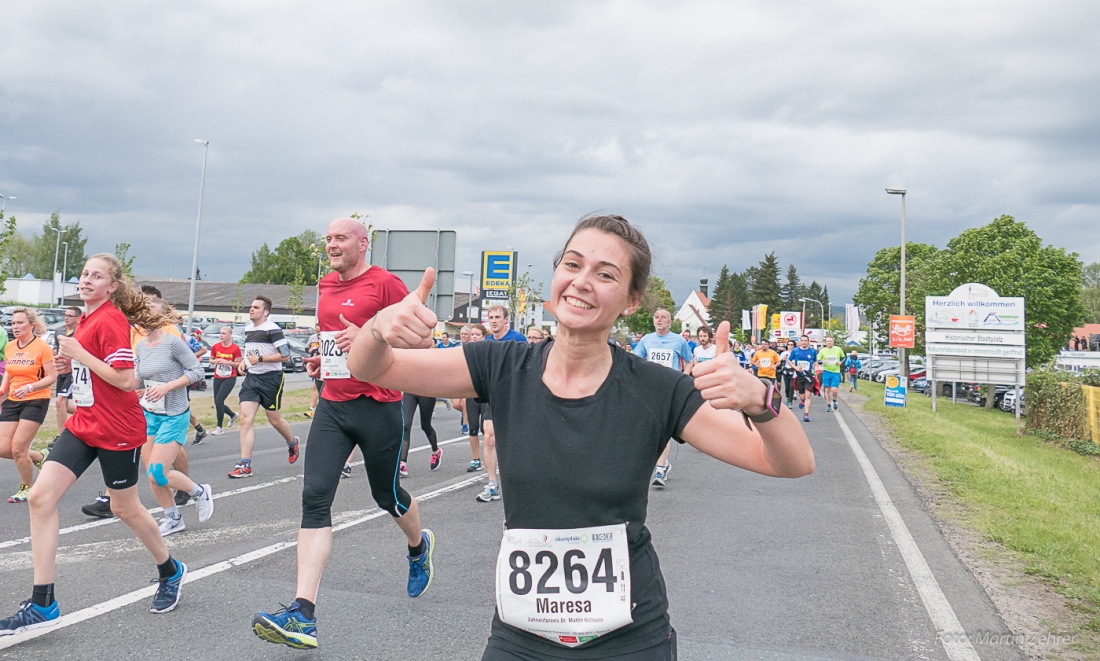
889, 315, 915, 349
884, 375, 907, 408
481, 251, 517, 291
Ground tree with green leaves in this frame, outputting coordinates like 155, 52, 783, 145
853, 242, 941, 352
624, 276, 678, 334
781, 264, 802, 310
928, 214, 1085, 366
0, 213, 17, 297
708, 267, 749, 326
0, 212, 88, 282
114, 243, 136, 278
506, 269, 544, 327
1083, 262, 1100, 324
749, 252, 782, 313
230, 283, 245, 323
241, 232, 320, 285
286, 264, 306, 319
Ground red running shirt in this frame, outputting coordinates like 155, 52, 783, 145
317, 266, 408, 403
210, 341, 242, 379
65, 303, 146, 450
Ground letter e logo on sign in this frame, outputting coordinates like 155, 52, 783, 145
482, 251, 515, 291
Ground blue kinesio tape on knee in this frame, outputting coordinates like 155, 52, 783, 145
149, 463, 168, 487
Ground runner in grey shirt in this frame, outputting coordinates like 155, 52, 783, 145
135, 299, 214, 536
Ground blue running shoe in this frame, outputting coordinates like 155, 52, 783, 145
150, 560, 187, 613
407, 529, 435, 598
253, 602, 318, 649
0, 600, 60, 636
461, 423, 469, 435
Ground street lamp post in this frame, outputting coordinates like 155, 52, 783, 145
886, 188, 908, 383
800, 297, 825, 334
61, 242, 70, 303
186, 139, 210, 334
462, 270, 475, 324
48, 226, 62, 306
0, 194, 14, 213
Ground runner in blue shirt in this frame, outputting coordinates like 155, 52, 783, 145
635, 308, 694, 487
477, 305, 528, 503
787, 334, 818, 422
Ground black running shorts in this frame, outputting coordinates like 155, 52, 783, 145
239, 371, 285, 411
46, 429, 142, 490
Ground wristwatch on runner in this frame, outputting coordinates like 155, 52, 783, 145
745, 379, 782, 424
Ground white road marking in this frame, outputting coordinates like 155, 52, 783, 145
834, 408, 981, 661
0, 474, 484, 648
0, 435, 469, 551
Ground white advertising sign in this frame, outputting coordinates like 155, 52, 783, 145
779, 311, 802, 335
925, 284, 1025, 331
924, 330, 1026, 346
926, 344, 1026, 359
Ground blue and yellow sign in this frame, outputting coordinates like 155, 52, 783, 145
884, 375, 908, 408
482, 251, 517, 291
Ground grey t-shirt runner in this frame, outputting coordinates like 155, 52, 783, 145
135, 334, 204, 416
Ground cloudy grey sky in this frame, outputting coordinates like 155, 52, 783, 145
2, 1, 1097, 307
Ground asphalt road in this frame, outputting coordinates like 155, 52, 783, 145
0, 398, 1026, 660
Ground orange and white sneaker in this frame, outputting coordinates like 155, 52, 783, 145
228, 463, 253, 479
288, 437, 301, 464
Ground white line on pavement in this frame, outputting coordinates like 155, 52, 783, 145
0, 474, 485, 649
0, 435, 470, 551
833, 407, 980, 661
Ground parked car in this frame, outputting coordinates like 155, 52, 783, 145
859, 359, 896, 380
283, 337, 310, 373
874, 367, 927, 384
911, 376, 929, 393
968, 385, 1011, 408
1000, 389, 1025, 413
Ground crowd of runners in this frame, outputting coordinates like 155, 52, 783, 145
0, 215, 815, 659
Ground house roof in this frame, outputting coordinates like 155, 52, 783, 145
62, 277, 318, 317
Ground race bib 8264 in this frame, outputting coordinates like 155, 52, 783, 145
496, 523, 632, 648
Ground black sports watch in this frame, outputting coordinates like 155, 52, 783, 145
745, 379, 782, 425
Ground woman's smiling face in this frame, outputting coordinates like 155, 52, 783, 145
548, 228, 638, 334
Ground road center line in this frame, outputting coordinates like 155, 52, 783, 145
0, 474, 485, 649
834, 407, 980, 661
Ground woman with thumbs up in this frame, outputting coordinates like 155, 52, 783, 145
350, 214, 814, 660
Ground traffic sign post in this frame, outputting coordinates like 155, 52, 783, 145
925, 283, 1026, 433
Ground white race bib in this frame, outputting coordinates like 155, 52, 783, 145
797, 360, 811, 371
496, 523, 632, 648
140, 380, 167, 414
646, 348, 676, 370
758, 358, 772, 368
319, 331, 350, 380
824, 355, 839, 365
71, 360, 94, 407
214, 363, 234, 378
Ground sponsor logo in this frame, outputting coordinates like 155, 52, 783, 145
341, 298, 355, 306
591, 532, 614, 542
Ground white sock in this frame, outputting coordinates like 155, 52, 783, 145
189, 484, 203, 498
165, 506, 180, 520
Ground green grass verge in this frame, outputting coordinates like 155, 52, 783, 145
858, 381, 1100, 642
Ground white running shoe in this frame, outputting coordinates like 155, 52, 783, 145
194, 484, 214, 523
210, 427, 225, 436
228, 413, 239, 429
652, 462, 671, 487
159, 515, 186, 537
